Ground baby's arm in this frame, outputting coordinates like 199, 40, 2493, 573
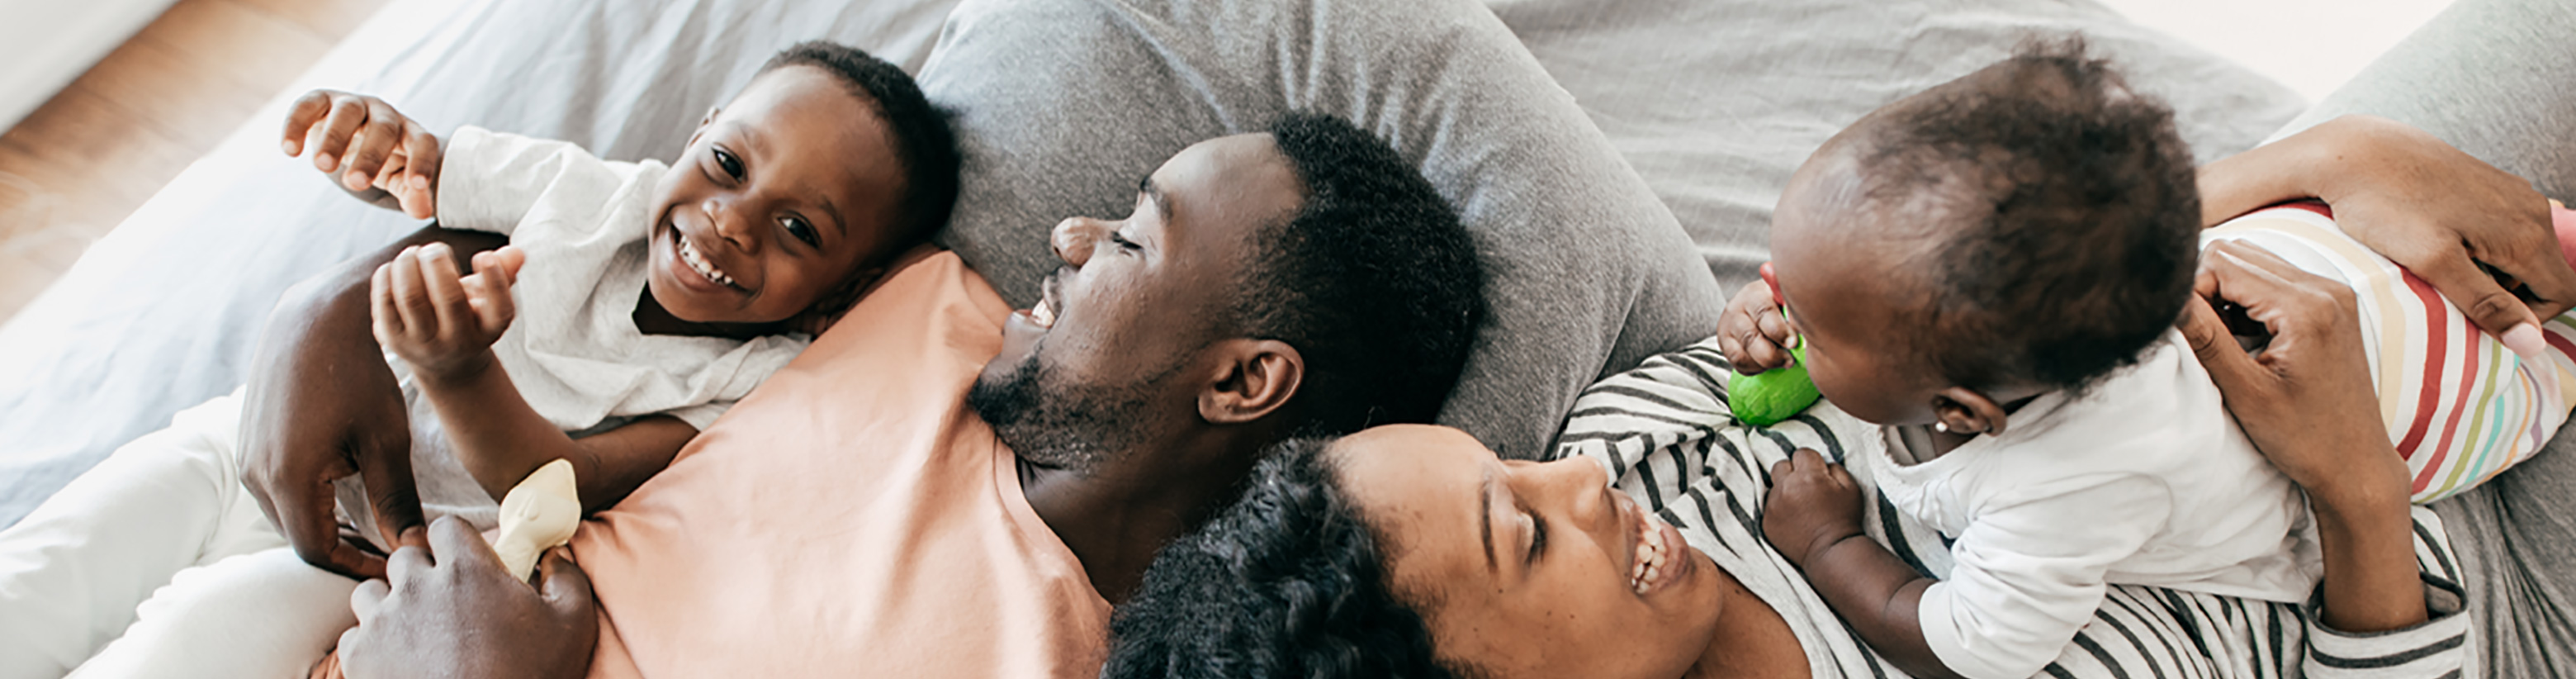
1760, 449, 1960, 679
372, 243, 690, 512
1764, 449, 2169, 679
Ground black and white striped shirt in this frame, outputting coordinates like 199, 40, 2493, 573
1551, 338, 2470, 679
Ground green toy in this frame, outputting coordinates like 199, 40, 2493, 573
1729, 340, 1820, 427
1729, 261, 1822, 427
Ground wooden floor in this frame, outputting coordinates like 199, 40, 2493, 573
0, 0, 390, 325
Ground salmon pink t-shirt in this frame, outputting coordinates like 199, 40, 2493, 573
567, 249, 1110, 678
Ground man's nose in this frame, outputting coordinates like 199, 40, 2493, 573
1052, 217, 1104, 268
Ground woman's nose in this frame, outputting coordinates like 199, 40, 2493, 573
1052, 217, 1104, 268
1513, 457, 1612, 519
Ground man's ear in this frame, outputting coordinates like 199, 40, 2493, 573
1200, 340, 1305, 425
1930, 386, 2014, 437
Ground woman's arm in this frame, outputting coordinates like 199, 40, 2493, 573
2198, 115, 2575, 344
2177, 241, 2423, 630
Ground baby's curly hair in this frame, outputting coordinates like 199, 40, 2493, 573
1854, 37, 2201, 393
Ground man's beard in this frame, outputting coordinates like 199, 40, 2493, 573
966, 349, 1165, 473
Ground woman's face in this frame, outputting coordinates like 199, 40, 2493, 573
1332, 425, 1726, 678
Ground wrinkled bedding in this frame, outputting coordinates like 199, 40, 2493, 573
0, 0, 2304, 527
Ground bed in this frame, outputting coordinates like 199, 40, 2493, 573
0, 0, 2306, 529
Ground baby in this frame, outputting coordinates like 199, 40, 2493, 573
1735, 41, 2576, 679
0, 41, 959, 677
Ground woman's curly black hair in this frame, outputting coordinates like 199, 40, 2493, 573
1101, 437, 1475, 679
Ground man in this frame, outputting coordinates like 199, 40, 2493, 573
273, 112, 1486, 677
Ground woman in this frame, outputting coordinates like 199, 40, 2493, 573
1099, 112, 2571, 678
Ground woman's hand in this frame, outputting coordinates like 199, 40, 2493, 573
2199, 115, 2574, 347
282, 89, 443, 219
337, 519, 597, 679
2177, 240, 2424, 633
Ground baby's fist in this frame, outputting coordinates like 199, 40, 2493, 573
1718, 279, 1797, 374
1760, 448, 1864, 568
371, 244, 521, 378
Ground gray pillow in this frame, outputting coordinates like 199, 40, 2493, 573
918, 0, 1726, 458
1490, 0, 2312, 291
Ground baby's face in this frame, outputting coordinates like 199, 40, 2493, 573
1767, 150, 1948, 426
644, 65, 910, 325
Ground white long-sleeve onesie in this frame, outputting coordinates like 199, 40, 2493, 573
1868, 332, 2322, 679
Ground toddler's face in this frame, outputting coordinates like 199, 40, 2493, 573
1767, 150, 1947, 426
644, 65, 910, 325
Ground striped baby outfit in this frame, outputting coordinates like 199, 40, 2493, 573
2204, 202, 2576, 502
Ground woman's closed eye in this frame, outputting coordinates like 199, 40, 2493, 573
1525, 510, 1547, 566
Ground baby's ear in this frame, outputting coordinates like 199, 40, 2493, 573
1931, 386, 2015, 437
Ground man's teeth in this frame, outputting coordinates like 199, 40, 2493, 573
1029, 299, 1056, 329
679, 236, 736, 287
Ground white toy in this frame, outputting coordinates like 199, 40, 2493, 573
491, 458, 581, 582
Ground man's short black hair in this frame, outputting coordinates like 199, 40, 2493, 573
1855, 38, 2200, 392
760, 40, 962, 251
1238, 112, 1487, 434
1101, 437, 1474, 679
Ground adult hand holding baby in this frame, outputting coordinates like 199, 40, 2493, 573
2200, 115, 2574, 351
336, 519, 596, 679
282, 89, 443, 220
2177, 240, 2424, 634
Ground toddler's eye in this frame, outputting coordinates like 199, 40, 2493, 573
782, 216, 820, 248
713, 148, 745, 180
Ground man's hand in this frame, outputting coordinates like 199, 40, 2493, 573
1761, 448, 1865, 568
372, 243, 523, 379
338, 519, 597, 679
2200, 115, 2575, 347
242, 274, 423, 580
244, 226, 509, 580
1717, 280, 1797, 374
282, 89, 443, 220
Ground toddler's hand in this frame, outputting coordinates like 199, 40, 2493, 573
1761, 448, 1865, 569
372, 244, 523, 378
1717, 279, 1797, 374
282, 89, 442, 220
